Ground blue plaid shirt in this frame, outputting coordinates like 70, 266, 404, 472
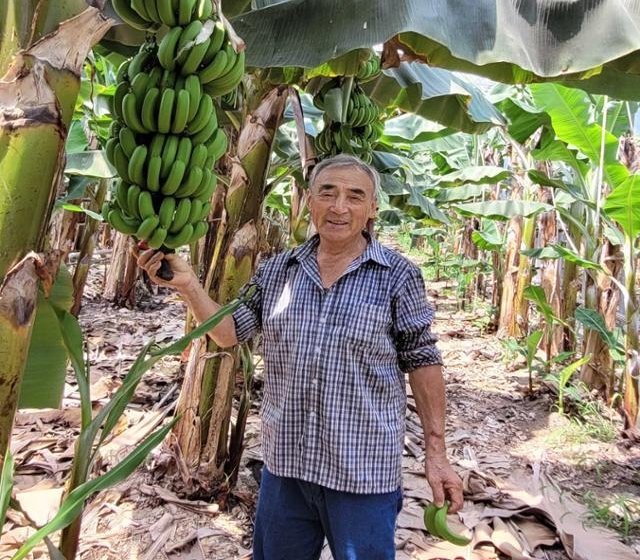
232, 234, 442, 493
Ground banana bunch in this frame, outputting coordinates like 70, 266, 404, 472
112, 0, 213, 30
423, 502, 471, 546
313, 83, 382, 163
355, 55, 381, 82
103, 0, 245, 253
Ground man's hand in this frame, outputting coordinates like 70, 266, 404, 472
425, 454, 464, 514
134, 248, 198, 293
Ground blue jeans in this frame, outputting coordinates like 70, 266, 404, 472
252, 466, 403, 560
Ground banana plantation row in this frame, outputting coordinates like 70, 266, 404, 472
2, 1, 640, 558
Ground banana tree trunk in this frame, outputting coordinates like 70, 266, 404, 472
0, 8, 111, 464
623, 242, 639, 433
510, 213, 536, 338
103, 231, 139, 306
172, 86, 288, 496
580, 241, 622, 397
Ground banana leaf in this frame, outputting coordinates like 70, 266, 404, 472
0, 448, 13, 529
521, 245, 604, 272
381, 114, 452, 144
380, 174, 450, 225
471, 219, 503, 251
365, 63, 506, 134
575, 307, 625, 361
65, 150, 116, 178
530, 84, 628, 188
435, 184, 488, 203
231, 0, 640, 99
435, 166, 511, 188
452, 200, 552, 221
603, 174, 640, 240
18, 265, 74, 409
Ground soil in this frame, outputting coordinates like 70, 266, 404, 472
3, 233, 639, 560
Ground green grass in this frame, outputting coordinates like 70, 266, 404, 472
582, 490, 640, 539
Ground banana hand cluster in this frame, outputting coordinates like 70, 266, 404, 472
355, 55, 381, 82
423, 502, 472, 547
313, 82, 382, 164
103, 0, 244, 251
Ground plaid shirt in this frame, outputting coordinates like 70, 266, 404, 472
233, 234, 442, 493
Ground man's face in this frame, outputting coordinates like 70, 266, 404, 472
308, 165, 377, 246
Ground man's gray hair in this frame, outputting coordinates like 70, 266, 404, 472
308, 154, 380, 199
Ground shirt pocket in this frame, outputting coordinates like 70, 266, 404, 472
336, 302, 392, 350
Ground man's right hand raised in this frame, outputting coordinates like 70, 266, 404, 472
134, 248, 197, 293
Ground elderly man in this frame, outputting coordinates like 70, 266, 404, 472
137, 154, 463, 560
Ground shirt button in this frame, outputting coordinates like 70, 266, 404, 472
314, 346, 321, 354
311, 378, 318, 385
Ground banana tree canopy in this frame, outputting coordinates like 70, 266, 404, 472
232, 0, 640, 99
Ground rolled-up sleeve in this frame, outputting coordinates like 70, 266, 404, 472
232, 261, 265, 344
393, 266, 443, 372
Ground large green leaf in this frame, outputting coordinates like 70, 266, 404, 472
231, 0, 640, 99
0, 448, 13, 529
603, 174, 640, 240
452, 200, 552, 221
435, 184, 488, 203
65, 150, 116, 178
575, 307, 624, 360
530, 84, 628, 188
381, 114, 452, 144
522, 245, 604, 272
435, 166, 511, 188
19, 265, 74, 409
471, 219, 503, 251
365, 63, 506, 134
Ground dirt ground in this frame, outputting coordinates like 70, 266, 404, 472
3, 233, 639, 560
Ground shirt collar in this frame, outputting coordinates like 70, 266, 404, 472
288, 232, 390, 268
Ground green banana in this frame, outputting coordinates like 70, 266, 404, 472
137, 190, 155, 219
105, 138, 118, 166
178, 0, 197, 25
112, 81, 129, 121
128, 145, 148, 186
423, 504, 441, 539
147, 155, 163, 192
112, 0, 157, 31
157, 88, 175, 134
188, 221, 208, 243
433, 503, 471, 546
126, 184, 142, 219
161, 160, 186, 195
147, 226, 168, 250
158, 26, 182, 71
109, 120, 122, 139
174, 75, 186, 92
158, 197, 177, 228
186, 93, 213, 134
194, 169, 216, 201
128, 47, 154, 81
197, 0, 213, 19
176, 136, 193, 166
188, 143, 208, 170
119, 127, 138, 159
136, 215, 160, 240
130, 71, 150, 107
170, 198, 192, 232
144, 0, 161, 23
113, 144, 131, 184
204, 155, 216, 170
198, 48, 227, 83
122, 92, 148, 134
141, 87, 160, 132
205, 128, 227, 162
164, 223, 193, 249
174, 165, 203, 197
190, 117, 217, 145
184, 75, 202, 121
149, 133, 166, 159
171, 89, 190, 134
115, 180, 130, 215
160, 69, 178, 89
186, 199, 202, 224
181, 37, 211, 75
177, 20, 203, 64
156, 0, 177, 26
197, 201, 211, 221
116, 60, 130, 84
202, 50, 245, 96
202, 22, 226, 65
147, 65, 163, 90
109, 208, 140, 235
160, 135, 179, 178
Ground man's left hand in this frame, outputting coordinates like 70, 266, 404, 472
425, 455, 464, 513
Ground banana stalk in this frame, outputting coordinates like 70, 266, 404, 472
172, 86, 287, 495
0, 8, 111, 464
